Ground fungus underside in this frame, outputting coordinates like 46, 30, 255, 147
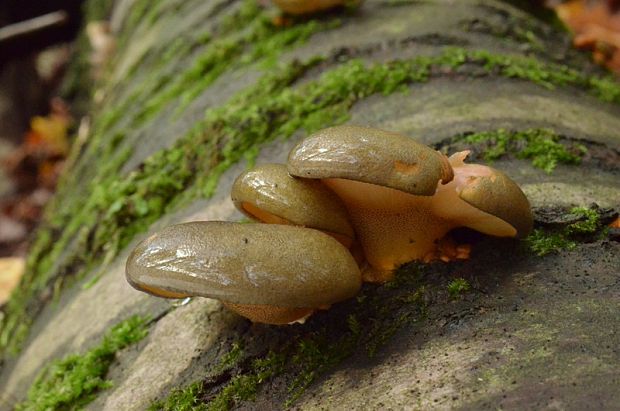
2, 0, 620, 364
149, 266, 430, 411
14, 316, 150, 411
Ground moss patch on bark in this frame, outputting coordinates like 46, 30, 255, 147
15, 316, 150, 411
526, 206, 609, 256
458, 128, 587, 173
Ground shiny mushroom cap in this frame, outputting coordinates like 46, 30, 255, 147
456, 165, 533, 238
287, 125, 453, 195
126, 221, 361, 308
231, 163, 354, 243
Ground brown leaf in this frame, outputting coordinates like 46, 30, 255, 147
555, 0, 620, 72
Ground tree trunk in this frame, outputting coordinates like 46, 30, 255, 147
1, 0, 619, 409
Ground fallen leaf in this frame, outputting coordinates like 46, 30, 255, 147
555, 0, 620, 72
0, 257, 25, 306
25, 114, 70, 156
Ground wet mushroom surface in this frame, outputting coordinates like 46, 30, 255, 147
126, 125, 533, 323
271, 0, 350, 15
126, 221, 361, 324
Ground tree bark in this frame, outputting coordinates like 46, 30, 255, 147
0, 0, 619, 409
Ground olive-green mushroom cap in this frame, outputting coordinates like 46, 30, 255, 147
231, 163, 354, 239
126, 222, 361, 307
287, 125, 454, 196
458, 169, 533, 238
272, 0, 347, 15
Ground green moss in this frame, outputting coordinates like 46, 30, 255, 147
526, 206, 604, 256
137, 10, 336, 124
151, 350, 289, 411
15, 316, 150, 411
150, 340, 246, 411
217, 341, 245, 372
149, 381, 206, 411
119, 0, 160, 34
447, 278, 471, 297
462, 128, 587, 173
566, 206, 600, 235
59, 1, 267, 190
286, 319, 362, 405
526, 229, 576, 256
4, 46, 620, 359
208, 352, 287, 410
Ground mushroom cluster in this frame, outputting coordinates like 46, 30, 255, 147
126, 125, 533, 324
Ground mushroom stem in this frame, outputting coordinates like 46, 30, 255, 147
321, 151, 522, 273
322, 178, 454, 270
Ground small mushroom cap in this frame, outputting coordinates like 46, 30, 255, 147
126, 222, 361, 307
458, 169, 533, 238
288, 125, 453, 196
231, 163, 354, 240
272, 0, 347, 15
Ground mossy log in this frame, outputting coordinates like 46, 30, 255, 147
0, 0, 619, 409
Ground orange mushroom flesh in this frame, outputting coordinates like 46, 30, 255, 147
322, 153, 520, 278
221, 302, 316, 325
288, 126, 533, 282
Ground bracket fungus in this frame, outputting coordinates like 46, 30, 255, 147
288, 125, 532, 280
126, 125, 533, 324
